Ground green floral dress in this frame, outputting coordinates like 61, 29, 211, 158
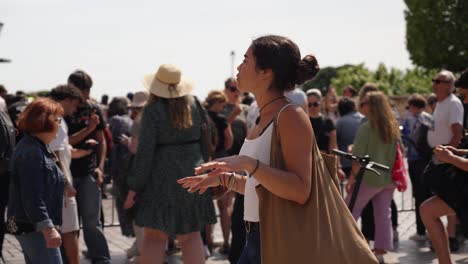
127, 96, 216, 235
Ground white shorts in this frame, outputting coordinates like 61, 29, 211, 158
61, 196, 79, 234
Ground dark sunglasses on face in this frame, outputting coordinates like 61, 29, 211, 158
308, 102, 320, 108
229, 86, 238, 92
432, 79, 451, 84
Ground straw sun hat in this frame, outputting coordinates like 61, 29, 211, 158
143, 64, 193, 98
130, 91, 149, 108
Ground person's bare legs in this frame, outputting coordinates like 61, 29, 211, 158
63, 231, 79, 264
177, 231, 205, 264
217, 193, 233, 250
140, 227, 168, 264
447, 215, 457, 239
133, 223, 143, 255
420, 196, 456, 264
205, 224, 214, 249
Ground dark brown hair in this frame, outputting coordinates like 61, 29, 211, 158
407, 94, 427, 109
343, 85, 357, 97
17, 98, 64, 134
49, 84, 83, 103
108, 97, 129, 118
147, 94, 193, 130
68, 70, 93, 91
337, 97, 356, 116
251, 35, 319, 92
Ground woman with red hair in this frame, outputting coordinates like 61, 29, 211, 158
7, 98, 66, 264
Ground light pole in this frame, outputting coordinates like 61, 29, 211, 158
230, 50, 235, 77
0, 22, 11, 63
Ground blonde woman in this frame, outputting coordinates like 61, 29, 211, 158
345, 91, 400, 262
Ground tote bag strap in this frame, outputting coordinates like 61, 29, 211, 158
274, 103, 295, 127
267, 103, 296, 171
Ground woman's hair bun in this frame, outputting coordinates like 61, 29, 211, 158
295, 55, 320, 85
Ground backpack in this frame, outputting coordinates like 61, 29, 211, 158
404, 114, 432, 160
0, 110, 16, 174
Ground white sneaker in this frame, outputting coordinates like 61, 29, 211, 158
409, 233, 427, 241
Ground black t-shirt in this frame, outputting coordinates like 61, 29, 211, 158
222, 103, 248, 156
463, 103, 468, 129
208, 111, 228, 154
310, 116, 335, 152
65, 100, 106, 178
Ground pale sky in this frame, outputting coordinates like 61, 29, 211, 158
0, 0, 412, 100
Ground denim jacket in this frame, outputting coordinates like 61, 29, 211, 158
7, 134, 65, 232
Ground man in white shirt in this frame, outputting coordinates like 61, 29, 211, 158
428, 70, 464, 150
425, 70, 463, 252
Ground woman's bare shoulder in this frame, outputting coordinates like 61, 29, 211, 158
277, 104, 312, 138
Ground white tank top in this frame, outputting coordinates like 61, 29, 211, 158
240, 123, 273, 222
240, 103, 293, 222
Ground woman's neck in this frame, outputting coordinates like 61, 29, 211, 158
32, 132, 51, 145
255, 89, 284, 110
309, 112, 321, 118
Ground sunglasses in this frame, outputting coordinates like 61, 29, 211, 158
229, 86, 238, 92
432, 79, 451, 84
308, 102, 320, 108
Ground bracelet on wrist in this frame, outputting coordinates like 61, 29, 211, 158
249, 159, 260, 176
217, 175, 222, 186
227, 173, 235, 189
223, 174, 229, 187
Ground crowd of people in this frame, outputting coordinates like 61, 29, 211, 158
0, 34, 468, 264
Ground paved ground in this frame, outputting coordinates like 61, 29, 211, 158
3, 185, 468, 263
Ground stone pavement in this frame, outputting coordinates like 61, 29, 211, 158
3, 188, 468, 263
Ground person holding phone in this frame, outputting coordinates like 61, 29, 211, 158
65, 70, 110, 263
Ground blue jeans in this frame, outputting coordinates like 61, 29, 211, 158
74, 175, 111, 263
237, 223, 261, 264
16, 232, 62, 264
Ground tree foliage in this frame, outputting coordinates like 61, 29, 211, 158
324, 63, 437, 96
329, 64, 374, 94
302, 66, 338, 95
404, 0, 468, 72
